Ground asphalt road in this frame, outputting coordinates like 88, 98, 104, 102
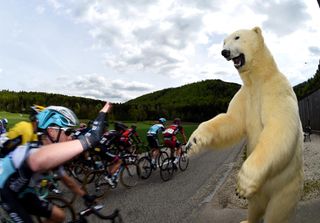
80, 143, 244, 223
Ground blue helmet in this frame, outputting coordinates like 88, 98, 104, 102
159, 118, 166, 124
37, 106, 79, 130
2, 118, 8, 125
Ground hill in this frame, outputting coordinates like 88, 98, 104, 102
294, 59, 320, 100
122, 79, 241, 122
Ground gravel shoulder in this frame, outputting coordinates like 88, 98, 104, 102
210, 133, 320, 209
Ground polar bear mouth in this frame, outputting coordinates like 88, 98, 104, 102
232, 54, 245, 69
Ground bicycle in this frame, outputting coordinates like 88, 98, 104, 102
83, 153, 139, 198
137, 145, 169, 179
36, 195, 122, 223
73, 204, 122, 223
159, 144, 190, 181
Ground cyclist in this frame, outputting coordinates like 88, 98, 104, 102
163, 118, 187, 164
146, 118, 166, 167
119, 124, 142, 154
0, 118, 8, 134
0, 102, 111, 223
0, 105, 45, 157
98, 122, 128, 187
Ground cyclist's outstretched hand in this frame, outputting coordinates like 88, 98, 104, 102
79, 101, 112, 151
100, 101, 112, 113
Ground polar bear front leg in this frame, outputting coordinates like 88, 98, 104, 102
236, 157, 262, 199
188, 112, 245, 154
187, 89, 246, 154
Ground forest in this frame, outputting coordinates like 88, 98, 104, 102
0, 60, 319, 123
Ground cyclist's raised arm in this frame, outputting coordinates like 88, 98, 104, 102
28, 102, 112, 172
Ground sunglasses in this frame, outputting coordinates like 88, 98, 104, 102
50, 127, 75, 136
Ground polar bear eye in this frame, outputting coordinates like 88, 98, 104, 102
235, 36, 240, 40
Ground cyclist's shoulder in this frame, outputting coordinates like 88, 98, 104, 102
9, 121, 33, 133
9, 143, 38, 167
8, 121, 34, 140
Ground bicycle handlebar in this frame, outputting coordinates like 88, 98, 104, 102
79, 203, 122, 222
91, 207, 121, 221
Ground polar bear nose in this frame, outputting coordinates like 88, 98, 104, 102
221, 49, 230, 59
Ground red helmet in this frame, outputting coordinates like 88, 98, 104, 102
173, 118, 181, 125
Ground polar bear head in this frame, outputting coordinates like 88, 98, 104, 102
221, 27, 265, 72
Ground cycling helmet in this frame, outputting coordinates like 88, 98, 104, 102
30, 104, 46, 121
2, 118, 8, 125
37, 106, 79, 130
173, 118, 181, 125
159, 118, 166, 124
114, 121, 128, 131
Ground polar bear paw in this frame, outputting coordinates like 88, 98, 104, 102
187, 127, 213, 155
236, 165, 259, 199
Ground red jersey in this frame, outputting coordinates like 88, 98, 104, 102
163, 124, 184, 138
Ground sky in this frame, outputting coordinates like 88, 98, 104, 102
0, 0, 319, 103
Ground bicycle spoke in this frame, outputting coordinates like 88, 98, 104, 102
178, 152, 189, 171
120, 164, 139, 188
137, 156, 152, 179
83, 171, 109, 198
160, 158, 174, 181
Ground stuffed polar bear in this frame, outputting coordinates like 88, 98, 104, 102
188, 27, 304, 223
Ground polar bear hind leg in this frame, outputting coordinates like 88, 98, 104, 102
264, 179, 300, 223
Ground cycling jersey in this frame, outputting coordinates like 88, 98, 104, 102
120, 128, 141, 148
0, 143, 54, 222
147, 124, 165, 136
147, 124, 165, 149
163, 124, 185, 149
163, 124, 184, 139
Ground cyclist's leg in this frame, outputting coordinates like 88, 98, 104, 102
175, 140, 182, 158
151, 136, 160, 164
20, 191, 65, 223
44, 206, 65, 223
0, 186, 33, 223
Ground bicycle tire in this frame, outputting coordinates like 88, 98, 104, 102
70, 162, 92, 183
37, 195, 76, 223
120, 164, 139, 188
83, 170, 109, 198
157, 151, 169, 167
178, 152, 189, 171
160, 157, 174, 181
137, 156, 153, 179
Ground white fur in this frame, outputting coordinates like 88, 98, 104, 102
188, 27, 303, 223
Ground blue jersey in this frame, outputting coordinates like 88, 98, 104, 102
147, 124, 165, 136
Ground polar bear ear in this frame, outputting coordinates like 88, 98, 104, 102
252, 26, 262, 35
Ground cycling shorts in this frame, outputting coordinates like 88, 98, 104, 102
147, 135, 160, 149
0, 185, 52, 222
164, 136, 181, 149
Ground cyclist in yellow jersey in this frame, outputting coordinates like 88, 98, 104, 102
0, 105, 45, 157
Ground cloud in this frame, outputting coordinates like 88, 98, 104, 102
35, 5, 46, 14
19, 0, 318, 102
309, 46, 320, 56
56, 74, 154, 102
251, 0, 310, 36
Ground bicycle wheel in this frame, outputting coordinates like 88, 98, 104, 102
83, 170, 109, 198
160, 157, 174, 182
37, 195, 76, 223
178, 152, 189, 171
157, 151, 169, 167
120, 164, 139, 188
70, 162, 92, 183
137, 156, 153, 179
